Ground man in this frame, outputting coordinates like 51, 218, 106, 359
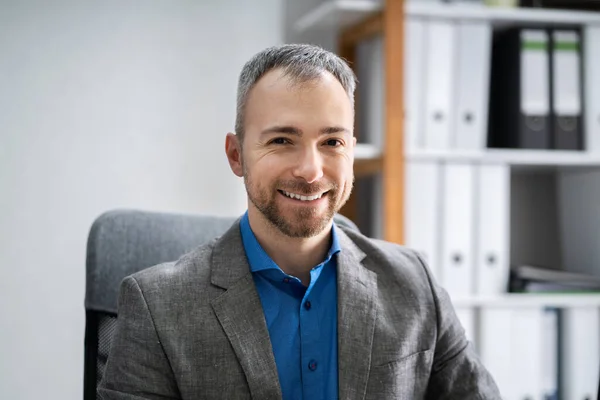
99, 44, 501, 399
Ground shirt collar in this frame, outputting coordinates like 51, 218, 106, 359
239, 211, 342, 274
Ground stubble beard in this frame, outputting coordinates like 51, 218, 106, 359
243, 165, 353, 238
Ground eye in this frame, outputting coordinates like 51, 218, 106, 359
270, 137, 291, 145
324, 138, 343, 147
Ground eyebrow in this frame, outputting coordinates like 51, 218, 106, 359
260, 126, 351, 136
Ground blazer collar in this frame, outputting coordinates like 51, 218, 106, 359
210, 217, 251, 290
210, 219, 282, 400
336, 228, 378, 400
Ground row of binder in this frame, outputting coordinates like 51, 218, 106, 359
404, 159, 600, 296
405, 160, 510, 297
405, 16, 493, 150
455, 306, 600, 400
489, 28, 583, 150
404, 16, 600, 152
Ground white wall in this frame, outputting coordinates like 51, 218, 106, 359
0, 1, 282, 398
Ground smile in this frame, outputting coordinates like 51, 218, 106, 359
279, 190, 326, 201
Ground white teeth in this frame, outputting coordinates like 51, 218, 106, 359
282, 190, 323, 201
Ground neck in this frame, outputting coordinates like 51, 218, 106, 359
247, 206, 332, 286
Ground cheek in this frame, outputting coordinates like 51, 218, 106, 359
247, 154, 287, 180
327, 156, 353, 180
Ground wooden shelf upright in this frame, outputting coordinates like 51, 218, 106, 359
336, 0, 405, 244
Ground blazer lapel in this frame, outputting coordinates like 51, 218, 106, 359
210, 221, 282, 400
336, 230, 378, 400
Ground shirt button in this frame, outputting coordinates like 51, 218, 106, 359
308, 360, 318, 371
304, 301, 312, 310
283, 277, 290, 283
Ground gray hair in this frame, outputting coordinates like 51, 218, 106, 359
235, 44, 357, 142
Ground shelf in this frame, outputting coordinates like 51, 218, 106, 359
406, 149, 600, 168
296, 2, 600, 36
354, 143, 382, 177
355, 142, 382, 160
406, 2, 600, 26
295, 0, 382, 33
452, 293, 600, 308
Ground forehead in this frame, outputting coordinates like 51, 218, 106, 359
244, 68, 353, 132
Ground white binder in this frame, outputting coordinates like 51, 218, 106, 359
405, 160, 441, 279
552, 30, 582, 150
404, 17, 426, 151
552, 30, 581, 119
541, 308, 559, 400
561, 307, 600, 400
584, 25, 600, 152
521, 30, 551, 128
455, 306, 476, 350
440, 162, 475, 296
511, 308, 544, 399
424, 19, 456, 149
479, 308, 514, 397
475, 163, 510, 296
453, 21, 492, 150
357, 36, 384, 148
480, 308, 544, 400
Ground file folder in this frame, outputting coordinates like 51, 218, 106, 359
404, 17, 426, 151
584, 25, 600, 153
453, 21, 492, 150
475, 163, 510, 296
488, 29, 551, 150
405, 160, 442, 279
480, 308, 544, 399
479, 309, 514, 397
520, 0, 600, 11
440, 162, 475, 296
560, 307, 600, 400
541, 308, 559, 400
512, 309, 544, 399
424, 19, 456, 149
551, 30, 583, 150
455, 306, 477, 350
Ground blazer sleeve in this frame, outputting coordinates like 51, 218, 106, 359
415, 253, 503, 400
98, 276, 181, 400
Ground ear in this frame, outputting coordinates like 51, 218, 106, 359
225, 132, 244, 177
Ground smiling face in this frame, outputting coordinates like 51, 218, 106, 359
226, 68, 355, 238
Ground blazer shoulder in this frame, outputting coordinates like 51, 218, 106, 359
128, 238, 218, 293
339, 227, 435, 291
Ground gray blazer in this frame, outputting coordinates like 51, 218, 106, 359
98, 221, 501, 400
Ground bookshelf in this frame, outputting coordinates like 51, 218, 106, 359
353, 143, 383, 178
407, 148, 600, 168
293, 1, 600, 398
294, 1, 600, 35
294, 1, 600, 242
294, 0, 381, 33
452, 293, 600, 308
405, 2, 600, 25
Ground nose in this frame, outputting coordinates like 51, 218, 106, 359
292, 147, 324, 184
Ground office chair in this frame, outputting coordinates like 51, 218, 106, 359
83, 209, 359, 400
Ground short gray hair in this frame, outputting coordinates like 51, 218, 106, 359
235, 44, 357, 142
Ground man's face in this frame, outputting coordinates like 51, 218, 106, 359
231, 68, 355, 238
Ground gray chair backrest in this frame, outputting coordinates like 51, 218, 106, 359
85, 209, 358, 314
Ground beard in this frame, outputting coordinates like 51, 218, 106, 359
243, 165, 353, 238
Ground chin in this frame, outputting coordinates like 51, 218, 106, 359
273, 210, 333, 238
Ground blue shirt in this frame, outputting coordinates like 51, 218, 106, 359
239, 212, 340, 400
